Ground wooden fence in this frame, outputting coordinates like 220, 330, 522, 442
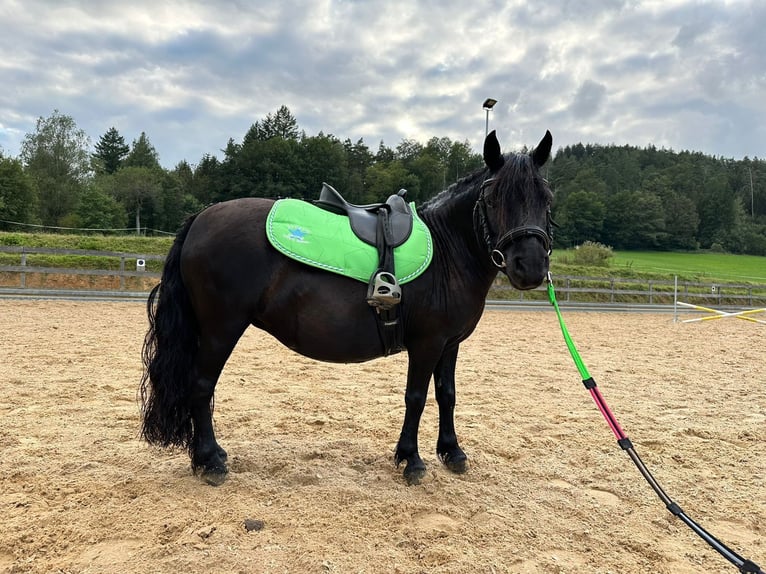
0, 246, 163, 297
2, 246, 766, 309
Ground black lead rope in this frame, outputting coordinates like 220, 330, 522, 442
546, 275, 764, 574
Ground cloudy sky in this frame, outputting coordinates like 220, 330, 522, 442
1, 0, 764, 168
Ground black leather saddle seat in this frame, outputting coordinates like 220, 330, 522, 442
314, 183, 413, 248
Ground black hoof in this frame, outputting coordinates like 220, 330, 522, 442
444, 457, 468, 474
201, 467, 228, 486
440, 451, 468, 474
193, 452, 229, 486
403, 462, 427, 485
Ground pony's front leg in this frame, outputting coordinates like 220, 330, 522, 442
434, 345, 468, 473
395, 346, 441, 485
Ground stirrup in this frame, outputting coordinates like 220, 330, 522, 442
366, 271, 402, 310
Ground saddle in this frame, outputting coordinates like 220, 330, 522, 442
315, 183, 413, 248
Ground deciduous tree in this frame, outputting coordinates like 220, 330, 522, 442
76, 182, 127, 229
0, 154, 38, 226
20, 109, 91, 225
105, 166, 161, 233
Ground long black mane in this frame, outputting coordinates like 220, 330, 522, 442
421, 151, 550, 223
417, 168, 492, 281
420, 167, 488, 215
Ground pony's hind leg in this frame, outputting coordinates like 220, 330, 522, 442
434, 345, 468, 473
189, 320, 248, 485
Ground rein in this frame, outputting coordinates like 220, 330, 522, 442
546, 274, 764, 574
473, 176, 553, 269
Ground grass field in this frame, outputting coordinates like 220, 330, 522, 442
550, 249, 766, 284
610, 251, 766, 283
0, 231, 173, 253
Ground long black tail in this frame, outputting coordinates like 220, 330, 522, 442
139, 213, 200, 451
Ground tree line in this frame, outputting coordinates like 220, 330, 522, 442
0, 106, 764, 255
548, 143, 766, 255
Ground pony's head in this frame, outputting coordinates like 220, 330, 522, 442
475, 130, 554, 290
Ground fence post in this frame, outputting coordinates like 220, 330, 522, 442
20, 251, 27, 288
119, 256, 126, 290
649, 280, 653, 304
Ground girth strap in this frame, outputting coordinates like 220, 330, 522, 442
367, 208, 405, 356
374, 306, 405, 356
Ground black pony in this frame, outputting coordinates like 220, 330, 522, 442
140, 129, 554, 485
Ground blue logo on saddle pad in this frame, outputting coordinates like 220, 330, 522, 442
287, 227, 309, 243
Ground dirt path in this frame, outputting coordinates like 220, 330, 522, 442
0, 301, 763, 573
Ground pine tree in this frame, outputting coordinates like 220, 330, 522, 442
245, 105, 301, 142
124, 132, 161, 170
93, 127, 129, 174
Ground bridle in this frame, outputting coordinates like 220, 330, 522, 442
473, 176, 554, 269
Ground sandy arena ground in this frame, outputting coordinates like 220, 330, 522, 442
0, 301, 763, 573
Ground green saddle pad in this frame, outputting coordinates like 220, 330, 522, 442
266, 198, 432, 284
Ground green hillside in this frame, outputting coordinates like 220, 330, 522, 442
611, 251, 766, 283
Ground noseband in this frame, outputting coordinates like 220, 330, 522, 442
473, 177, 554, 269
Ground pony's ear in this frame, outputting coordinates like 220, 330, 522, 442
532, 130, 553, 168
483, 130, 504, 172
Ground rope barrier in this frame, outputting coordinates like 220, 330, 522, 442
0, 219, 174, 235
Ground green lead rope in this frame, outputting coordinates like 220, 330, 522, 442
544, 273, 763, 574
546, 278, 590, 380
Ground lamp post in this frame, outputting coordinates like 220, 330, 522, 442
483, 98, 497, 136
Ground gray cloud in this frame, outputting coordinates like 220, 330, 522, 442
0, 0, 763, 166
570, 80, 608, 119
